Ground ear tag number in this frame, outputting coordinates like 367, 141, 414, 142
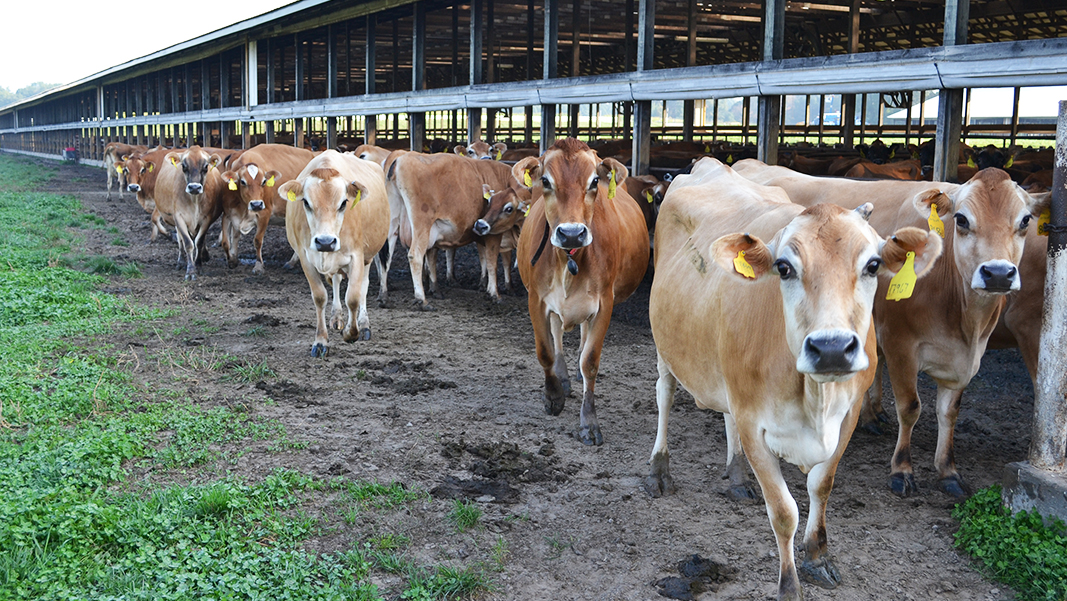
886, 251, 917, 301
523, 170, 532, 187
733, 251, 755, 279
645, 190, 654, 204
608, 171, 617, 199
1038, 209, 1051, 236
928, 203, 945, 238
228, 180, 238, 191
287, 190, 297, 202
265, 175, 275, 187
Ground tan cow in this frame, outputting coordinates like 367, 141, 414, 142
454, 140, 508, 161
103, 142, 148, 200
734, 160, 1050, 497
515, 138, 650, 445
648, 157, 940, 601
153, 146, 226, 280
115, 148, 170, 243
280, 150, 390, 357
473, 183, 532, 300
216, 144, 316, 274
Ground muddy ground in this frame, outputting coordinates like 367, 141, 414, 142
55, 157, 1032, 600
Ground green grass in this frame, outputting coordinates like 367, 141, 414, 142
448, 499, 482, 533
953, 485, 1067, 601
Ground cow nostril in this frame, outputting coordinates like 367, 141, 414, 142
1007, 266, 1017, 279
845, 336, 859, 355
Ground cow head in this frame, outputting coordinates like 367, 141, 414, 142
473, 183, 532, 237
219, 162, 283, 232
352, 144, 391, 166
456, 141, 508, 161
913, 169, 1048, 295
165, 146, 218, 195
711, 203, 942, 381
121, 155, 155, 193
279, 167, 365, 254
513, 138, 626, 252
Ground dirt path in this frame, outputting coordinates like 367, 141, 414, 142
58, 158, 1027, 600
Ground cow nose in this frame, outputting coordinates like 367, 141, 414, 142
479, 156, 491, 160
186, 183, 203, 195
473, 219, 490, 236
314, 235, 338, 252
249, 200, 266, 212
127, 184, 140, 192
977, 261, 1018, 293
554, 223, 589, 249
802, 331, 864, 374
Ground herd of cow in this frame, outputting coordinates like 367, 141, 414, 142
101, 136, 1052, 600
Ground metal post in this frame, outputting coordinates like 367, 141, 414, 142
487, 0, 497, 142
682, 0, 697, 142
631, 0, 654, 175
525, 0, 535, 144
841, 0, 861, 148
933, 0, 968, 182
540, 0, 559, 151
469, 0, 484, 143
568, 0, 581, 139
411, 1, 426, 152
366, 14, 377, 145
757, 0, 784, 165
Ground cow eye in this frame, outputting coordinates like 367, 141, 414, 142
338, 199, 348, 212
589, 176, 599, 190
504, 205, 513, 214
181, 164, 188, 173
954, 213, 970, 230
774, 259, 794, 280
302, 198, 311, 210
1020, 215, 1032, 229
541, 176, 551, 189
864, 258, 882, 276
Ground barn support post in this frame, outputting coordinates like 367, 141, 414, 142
365, 14, 377, 145
682, 0, 697, 142
933, 0, 968, 182
841, 0, 861, 149
1003, 100, 1067, 520
568, 0, 580, 139
410, 2, 426, 152
540, 0, 559, 152
469, 0, 484, 144
631, 0, 654, 176
757, 0, 784, 165
524, 0, 535, 145
486, 0, 498, 143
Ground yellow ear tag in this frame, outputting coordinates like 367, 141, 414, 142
608, 171, 617, 199
287, 190, 297, 202
169, 157, 178, 167
147, 163, 154, 172
484, 190, 491, 201
645, 190, 654, 204
704, 144, 710, 153
265, 175, 275, 187
496, 149, 502, 160
1004, 156, 1014, 169
1038, 209, 1051, 236
523, 169, 532, 187
228, 180, 238, 191
928, 203, 945, 238
523, 204, 531, 217
967, 156, 977, 168
114, 165, 123, 174
886, 251, 917, 301
726, 154, 733, 164
354, 189, 362, 204
733, 250, 756, 279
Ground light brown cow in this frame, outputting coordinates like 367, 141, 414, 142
216, 144, 316, 274
103, 142, 148, 200
647, 157, 941, 601
734, 160, 1050, 497
115, 148, 170, 243
280, 150, 390, 357
515, 138, 650, 445
844, 159, 924, 181
473, 183, 532, 300
387, 152, 513, 309
153, 146, 226, 280
454, 140, 508, 161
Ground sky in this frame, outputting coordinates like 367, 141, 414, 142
0, 0, 295, 91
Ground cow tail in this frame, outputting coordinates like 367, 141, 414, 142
387, 158, 398, 181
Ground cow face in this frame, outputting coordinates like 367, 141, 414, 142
455, 141, 508, 161
513, 138, 627, 252
280, 168, 365, 254
711, 204, 942, 381
473, 184, 531, 237
913, 169, 1048, 295
165, 146, 217, 195
121, 156, 154, 193
220, 163, 283, 235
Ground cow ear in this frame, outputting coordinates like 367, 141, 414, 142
882, 227, 942, 278
264, 170, 281, 188
482, 184, 493, 202
1026, 190, 1051, 217
454, 145, 466, 155
208, 153, 223, 169
513, 157, 541, 189
278, 180, 303, 204
911, 189, 952, 219
710, 233, 774, 281
492, 142, 507, 160
221, 170, 238, 186
164, 152, 181, 167
145, 161, 155, 173
346, 181, 367, 204
597, 158, 629, 188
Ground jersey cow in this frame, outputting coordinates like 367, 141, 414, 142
103, 142, 148, 201
154, 146, 225, 280
647, 157, 941, 601
115, 147, 170, 243
734, 160, 1050, 498
280, 150, 390, 357
454, 140, 508, 161
515, 138, 650, 445
473, 183, 532, 300
217, 144, 316, 274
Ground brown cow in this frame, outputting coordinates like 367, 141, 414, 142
647, 157, 940, 601
280, 150, 390, 357
153, 146, 226, 280
622, 174, 669, 234
844, 159, 924, 181
103, 142, 148, 200
515, 138, 650, 445
216, 144, 316, 274
115, 148, 170, 243
734, 160, 1050, 497
473, 183, 532, 300
454, 140, 508, 161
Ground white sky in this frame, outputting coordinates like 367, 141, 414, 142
888, 86, 1067, 119
0, 0, 294, 91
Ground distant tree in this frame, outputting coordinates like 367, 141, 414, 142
0, 82, 61, 108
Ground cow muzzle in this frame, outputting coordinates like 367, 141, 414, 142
798, 329, 867, 378
186, 183, 203, 195
127, 184, 141, 193
972, 260, 1019, 294
313, 235, 339, 253
249, 200, 266, 212
473, 219, 491, 236
553, 223, 591, 250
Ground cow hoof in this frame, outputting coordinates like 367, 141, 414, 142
578, 424, 603, 446
876, 410, 891, 424
860, 420, 884, 436
800, 556, 841, 589
726, 484, 760, 502
184, 274, 197, 281
644, 474, 676, 498
559, 377, 572, 397
359, 328, 372, 341
543, 392, 565, 416
311, 343, 328, 358
939, 475, 971, 499
252, 265, 265, 276
889, 473, 919, 498
432, 290, 445, 300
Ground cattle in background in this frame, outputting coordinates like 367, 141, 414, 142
473, 183, 532, 300
103, 142, 148, 200
734, 160, 1050, 498
153, 146, 226, 280
216, 144, 316, 274
844, 159, 923, 180
280, 150, 389, 357
387, 151, 512, 309
622, 174, 669, 235
647, 157, 941, 601
454, 140, 508, 161
515, 138, 650, 446
115, 146, 170, 243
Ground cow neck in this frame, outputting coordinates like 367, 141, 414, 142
938, 229, 1008, 349
530, 215, 551, 266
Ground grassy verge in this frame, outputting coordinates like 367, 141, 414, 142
953, 485, 1067, 601
0, 155, 493, 601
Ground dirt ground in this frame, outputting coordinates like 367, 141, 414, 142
54, 157, 1033, 600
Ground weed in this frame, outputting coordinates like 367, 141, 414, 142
242, 325, 268, 337
401, 565, 492, 600
369, 533, 411, 551
231, 360, 277, 383
342, 480, 424, 509
110, 236, 129, 247
356, 369, 368, 381
544, 534, 571, 559
448, 499, 482, 532
490, 536, 510, 570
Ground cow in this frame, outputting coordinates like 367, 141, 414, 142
387, 151, 513, 309
514, 138, 650, 445
844, 159, 924, 181
621, 174, 669, 235
646, 157, 941, 601
114, 148, 170, 243
216, 144, 316, 274
454, 140, 508, 161
734, 160, 1050, 498
153, 146, 226, 280
103, 142, 148, 201
473, 183, 532, 300
279, 149, 390, 357
351, 144, 393, 166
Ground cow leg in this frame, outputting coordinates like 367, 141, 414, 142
299, 255, 331, 358
284, 251, 300, 270
343, 255, 372, 342
934, 386, 970, 498
550, 313, 570, 397
476, 242, 489, 288
501, 249, 513, 293
887, 354, 922, 498
174, 218, 198, 280
444, 248, 456, 286
252, 212, 270, 275
724, 414, 758, 500
576, 307, 612, 446
645, 353, 677, 497
533, 301, 567, 417
221, 216, 239, 269
106, 168, 114, 201
405, 233, 434, 310
483, 236, 502, 302
860, 350, 891, 434
329, 274, 345, 332
426, 249, 444, 299
373, 252, 388, 304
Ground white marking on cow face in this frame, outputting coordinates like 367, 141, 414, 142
246, 164, 259, 179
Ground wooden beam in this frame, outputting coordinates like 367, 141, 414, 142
632, 0, 654, 175
933, 0, 969, 182
757, 0, 784, 165
366, 14, 377, 145
411, 1, 426, 151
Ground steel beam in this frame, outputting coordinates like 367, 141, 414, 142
757, 0, 785, 165
631, 0, 654, 176
541, 0, 558, 152
933, 0, 969, 182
